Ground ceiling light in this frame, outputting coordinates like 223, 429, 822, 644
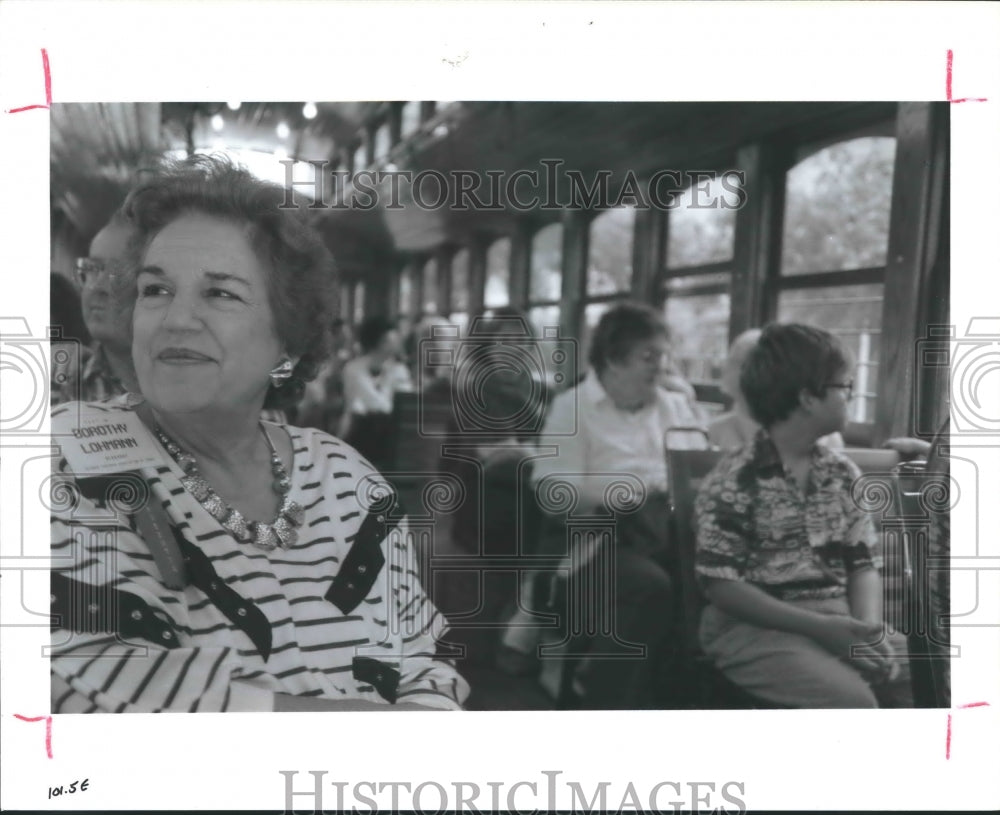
384, 162, 398, 173
211, 114, 224, 132
302, 102, 318, 120
276, 122, 290, 139
226, 101, 241, 111
433, 124, 449, 138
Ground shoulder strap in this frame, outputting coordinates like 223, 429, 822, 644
127, 399, 189, 590
132, 500, 189, 590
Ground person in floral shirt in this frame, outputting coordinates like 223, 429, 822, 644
695, 323, 895, 707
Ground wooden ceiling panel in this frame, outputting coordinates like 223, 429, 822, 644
50, 101, 897, 270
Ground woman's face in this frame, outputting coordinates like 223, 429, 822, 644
604, 334, 669, 409
132, 213, 285, 417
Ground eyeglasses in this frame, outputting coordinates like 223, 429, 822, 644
824, 380, 854, 398
75, 258, 116, 288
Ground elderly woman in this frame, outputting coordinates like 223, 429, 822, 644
527, 302, 706, 707
50, 156, 467, 712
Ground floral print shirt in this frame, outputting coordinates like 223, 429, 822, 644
695, 431, 881, 601
51, 342, 127, 406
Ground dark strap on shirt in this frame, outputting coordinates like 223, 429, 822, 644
73, 471, 188, 590
50, 571, 181, 649
325, 480, 406, 613
133, 494, 189, 590
326, 504, 394, 613
352, 656, 400, 702
128, 401, 191, 590
61, 402, 273, 656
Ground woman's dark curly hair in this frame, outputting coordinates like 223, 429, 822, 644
116, 154, 337, 410
587, 301, 668, 374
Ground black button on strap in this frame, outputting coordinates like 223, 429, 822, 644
50, 571, 180, 649
352, 657, 400, 703
326, 501, 400, 614
171, 526, 273, 661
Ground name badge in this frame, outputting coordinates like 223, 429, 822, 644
58, 411, 163, 475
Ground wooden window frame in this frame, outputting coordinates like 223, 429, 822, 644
762, 118, 898, 436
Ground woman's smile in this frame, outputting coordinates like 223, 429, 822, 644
156, 346, 216, 364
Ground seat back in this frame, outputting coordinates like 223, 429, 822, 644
890, 459, 949, 708
390, 390, 453, 469
843, 448, 947, 707
842, 446, 907, 626
841, 446, 901, 474
664, 445, 792, 709
665, 446, 724, 655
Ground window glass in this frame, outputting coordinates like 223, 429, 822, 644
398, 268, 413, 315
400, 102, 420, 138
781, 136, 896, 275
666, 175, 738, 268
663, 289, 731, 384
352, 141, 366, 175
485, 238, 511, 308
422, 258, 438, 314
528, 305, 560, 339
374, 123, 391, 164
581, 301, 613, 368
451, 248, 470, 313
777, 282, 884, 422
584, 301, 611, 332
352, 281, 365, 326
588, 207, 635, 295
341, 282, 353, 323
530, 223, 562, 302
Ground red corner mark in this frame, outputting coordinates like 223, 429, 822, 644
946, 50, 988, 103
945, 701, 990, 759
13, 714, 53, 759
4, 49, 52, 114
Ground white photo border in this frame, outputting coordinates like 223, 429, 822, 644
1, 1, 998, 811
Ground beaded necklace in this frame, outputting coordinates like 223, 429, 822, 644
156, 423, 304, 551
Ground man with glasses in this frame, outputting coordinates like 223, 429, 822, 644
53, 210, 138, 405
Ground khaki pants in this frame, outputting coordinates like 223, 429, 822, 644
699, 596, 882, 708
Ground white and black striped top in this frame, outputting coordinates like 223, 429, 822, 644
50, 399, 468, 713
